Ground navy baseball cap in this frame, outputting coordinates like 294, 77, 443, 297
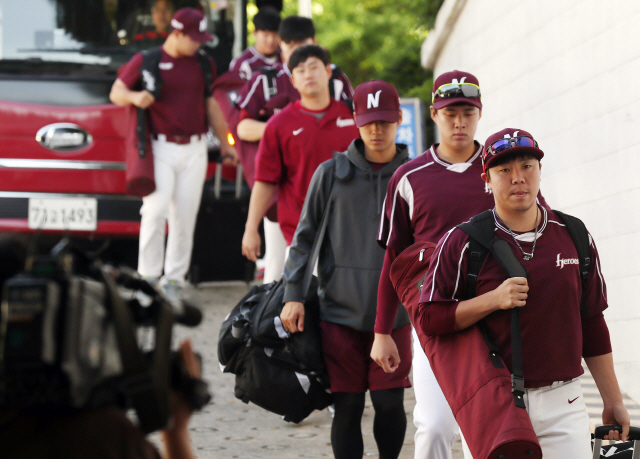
353, 80, 400, 127
482, 128, 544, 173
171, 8, 214, 43
432, 70, 482, 110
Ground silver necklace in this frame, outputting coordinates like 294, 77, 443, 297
494, 207, 540, 261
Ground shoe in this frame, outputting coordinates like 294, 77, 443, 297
161, 280, 182, 305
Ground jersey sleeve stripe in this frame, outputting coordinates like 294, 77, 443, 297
384, 161, 434, 247
428, 227, 456, 301
378, 198, 388, 241
452, 241, 469, 299
238, 74, 266, 109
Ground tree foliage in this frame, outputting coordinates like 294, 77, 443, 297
279, 0, 444, 103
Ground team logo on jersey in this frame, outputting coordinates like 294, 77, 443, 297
336, 117, 355, 127
556, 253, 579, 269
159, 62, 173, 70
367, 90, 382, 109
141, 69, 157, 92
293, 128, 304, 136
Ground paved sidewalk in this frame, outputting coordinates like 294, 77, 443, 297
167, 282, 638, 458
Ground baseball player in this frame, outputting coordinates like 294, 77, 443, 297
419, 127, 630, 458
110, 8, 237, 300
236, 16, 353, 284
281, 80, 412, 459
371, 70, 546, 459
228, 7, 281, 81
241, 44, 358, 265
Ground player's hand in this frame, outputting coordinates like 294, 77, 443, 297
493, 277, 528, 310
220, 143, 238, 166
131, 90, 155, 109
281, 301, 305, 333
371, 333, 401, 373
241, 228, 261, 262
602, 403, 630, 441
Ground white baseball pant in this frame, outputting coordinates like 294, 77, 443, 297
262, 217, 287, 283
525, 379, 592, 459
137, 136, 207, 283
411, 328, 473, 459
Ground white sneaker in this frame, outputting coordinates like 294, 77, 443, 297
161, 280, 182, 305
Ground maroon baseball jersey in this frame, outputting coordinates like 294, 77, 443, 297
118, 49, 217, 136
255, 99, 359, 244
237, 62, 354, 122
419, 207, 610, 383
377, 143, 494, 253
228, 46, 280, 81
374, 144, 551, 334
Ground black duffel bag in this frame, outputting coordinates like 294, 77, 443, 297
218, 276, 331, 423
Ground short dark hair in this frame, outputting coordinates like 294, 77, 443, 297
288, 44, 330, 71
278, 16, 315, 43
253, 7, 281, 32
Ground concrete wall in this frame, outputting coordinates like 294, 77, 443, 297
423, 0, 640, 402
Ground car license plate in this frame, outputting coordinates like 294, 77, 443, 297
28, 197, 97, 231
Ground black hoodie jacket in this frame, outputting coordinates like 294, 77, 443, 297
283, 139, 410, 332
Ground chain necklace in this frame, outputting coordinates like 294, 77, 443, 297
494, 206, 540, 261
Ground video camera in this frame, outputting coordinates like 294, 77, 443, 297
0, 238, 211, 434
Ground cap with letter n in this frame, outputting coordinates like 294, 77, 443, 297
353, 80, 400, 127
432, 70, 482, 110
482, 128, 544, 173
171, 8, 214, 43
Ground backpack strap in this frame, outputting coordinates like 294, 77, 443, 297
196, 49, 213, 98
259, 66, 280, 100
457, 210, 504, 370
457, 210, 495, 300
329, 64, 343, 101
552, 210, 591, 316
137, 48, 163, 158
457, 209, 528, 409
140, 47, 163, 97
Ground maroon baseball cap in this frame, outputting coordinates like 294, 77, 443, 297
353, 80, 400, 127
171, 8, 214, 43
432, 70, 482, 110
482, 128, 544, 173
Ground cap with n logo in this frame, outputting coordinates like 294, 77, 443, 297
352, 80, 400, 127
432, 70, 482, 110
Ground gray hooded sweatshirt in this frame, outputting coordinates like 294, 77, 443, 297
283, 139, 410, 332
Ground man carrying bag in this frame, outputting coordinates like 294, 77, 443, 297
418, 128, 630, 458
281, 81, 411, 459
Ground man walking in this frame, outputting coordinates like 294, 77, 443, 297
371, 70, 492, 459
418, 128, 629, 457
236, 16, 353, 283
281, 80, 411, 459
241, 45, 358, 266
110, 7, 237, 299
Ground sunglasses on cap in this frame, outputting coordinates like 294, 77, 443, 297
485, 136, 538, 157
431, 82, 481, 103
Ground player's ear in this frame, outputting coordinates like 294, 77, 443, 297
397, 109, 403, 125
430, 106, 437, 122
481, 172, 491, 187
